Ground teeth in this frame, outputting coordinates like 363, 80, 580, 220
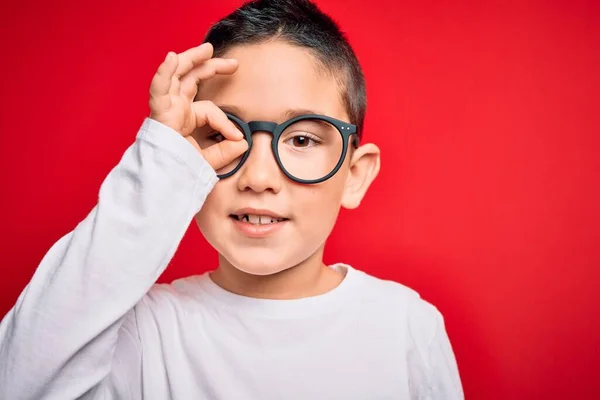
239, 214, 284, 225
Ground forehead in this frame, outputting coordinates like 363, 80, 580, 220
196, 40, 347, 122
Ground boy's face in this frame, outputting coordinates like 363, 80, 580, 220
194, 40, 379, 276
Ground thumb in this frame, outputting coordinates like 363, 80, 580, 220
201, 139, 249, 171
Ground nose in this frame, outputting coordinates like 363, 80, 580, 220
236, 132, 283, 193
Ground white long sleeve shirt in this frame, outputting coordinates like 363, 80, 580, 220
0, 118, 464, 399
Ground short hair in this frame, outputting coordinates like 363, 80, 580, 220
204, 0, 367, 139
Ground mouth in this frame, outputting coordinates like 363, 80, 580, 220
229, 209, 290, 238
229, 213, 289, 225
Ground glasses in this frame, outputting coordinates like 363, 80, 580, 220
195, 112, 359, 184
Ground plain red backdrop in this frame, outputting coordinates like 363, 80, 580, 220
1, 0, 598, 398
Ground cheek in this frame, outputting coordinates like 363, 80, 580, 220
194, 184, 227, 232
294, 180, 346, 232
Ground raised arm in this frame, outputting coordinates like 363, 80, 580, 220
0, 43, 248, 400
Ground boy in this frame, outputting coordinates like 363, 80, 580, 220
0, 0, 464, 398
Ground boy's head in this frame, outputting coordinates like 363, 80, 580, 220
206, 0, 367, 139
193, 0, 380, 276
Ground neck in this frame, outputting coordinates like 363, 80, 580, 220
210, 247, 344, 300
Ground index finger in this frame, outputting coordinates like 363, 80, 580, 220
191, 101, 244, 140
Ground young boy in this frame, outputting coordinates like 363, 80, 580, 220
0, 0, 463, 399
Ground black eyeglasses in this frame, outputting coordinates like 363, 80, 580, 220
203, 113, 359, 184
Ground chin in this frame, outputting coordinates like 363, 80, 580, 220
222, 247, 299, 276
198, 220, 327, 277
231, 261, 289, 276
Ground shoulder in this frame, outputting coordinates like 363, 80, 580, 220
134, 274, 207, 317
345, 266, 463, 398
342, 264, 446, 356
345, 264, 443, 329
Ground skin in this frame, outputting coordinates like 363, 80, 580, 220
149, 41, 380, 300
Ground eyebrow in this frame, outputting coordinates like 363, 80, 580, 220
217, 104, 327, 121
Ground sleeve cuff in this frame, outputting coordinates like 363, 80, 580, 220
136, 118, 218, 186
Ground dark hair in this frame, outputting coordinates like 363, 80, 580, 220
204, 0, 367, 139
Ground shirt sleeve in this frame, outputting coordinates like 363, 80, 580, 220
407, 295, 465, 400
0, 118, 218, 400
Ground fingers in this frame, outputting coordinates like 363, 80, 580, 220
174, 42, 214, 79
180, 58, 238, 100
190, 100, 248, 171
150, 43, 237, 111
191, 101, 244, 140
149, 52, 178, 109
202, 139, 249, 171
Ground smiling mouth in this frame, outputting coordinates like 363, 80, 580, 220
230, 214, 289, 225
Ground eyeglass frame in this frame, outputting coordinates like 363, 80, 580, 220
219, 112, 360, 184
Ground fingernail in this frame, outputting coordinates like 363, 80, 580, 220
235, 129, 244, 139
165, 52, 172, 61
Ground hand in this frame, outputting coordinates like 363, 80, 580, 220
149, 43, 248, 170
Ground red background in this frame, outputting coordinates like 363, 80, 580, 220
1, 0, 598, 398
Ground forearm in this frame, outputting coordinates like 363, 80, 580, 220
0, 118, 217, 400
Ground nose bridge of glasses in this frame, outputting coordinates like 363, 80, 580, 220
248, 121, 278, 135
243, 120, 278, 168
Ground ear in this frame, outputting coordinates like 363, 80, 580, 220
341, 143, 381, 209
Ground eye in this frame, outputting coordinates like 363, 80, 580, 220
208, 132, 226, 143
284, 134, 321, 148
